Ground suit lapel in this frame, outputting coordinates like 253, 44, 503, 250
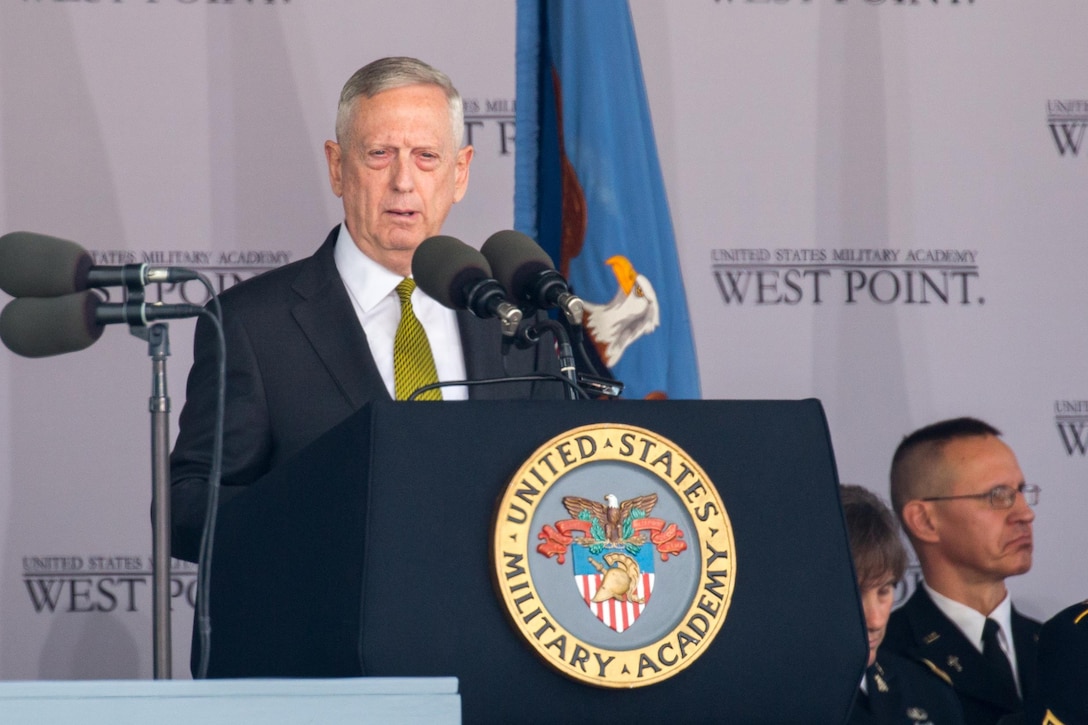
902, 589, 1020, 712
282, 232, 550, 405
289, 229, 390, 409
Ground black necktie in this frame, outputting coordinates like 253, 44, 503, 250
982, 618, 1019, 700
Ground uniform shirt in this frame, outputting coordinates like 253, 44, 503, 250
925, 583, 1022, 695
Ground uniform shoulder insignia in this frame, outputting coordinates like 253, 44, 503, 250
1073, 604, 1088, 625
922, 631, 940, 645
920, 658, 954, 686
906, 707, 930, 722
1043, 709, 1067, 725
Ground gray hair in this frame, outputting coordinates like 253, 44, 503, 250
335, 57, 465, 149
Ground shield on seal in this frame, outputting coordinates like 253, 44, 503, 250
570, 542, 656, 633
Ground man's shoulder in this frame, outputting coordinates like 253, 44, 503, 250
888, 587, 934, 626
877, 650, 961, 709
1012, 604, 1044, 631
217, 229, 338, 313
1028, 601, 1088, 725
880, 648, 946, 683
885, 588, 953, 652
1040, 599, 1088, 646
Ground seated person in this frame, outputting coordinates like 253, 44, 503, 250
840, 484, 965, 725
885, 417, 1040, 725
1024, 599, 1088, 725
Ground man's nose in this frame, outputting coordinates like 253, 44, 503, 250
390, 154, 415, 192
1009, 491, 1035, 523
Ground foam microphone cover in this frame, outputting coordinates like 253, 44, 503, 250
0, 231, 93, 297
480, 229, 556, 302
0, 292, 105, 358
412, 235, 494, 310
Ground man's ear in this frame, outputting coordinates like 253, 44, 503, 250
452, 145, 473, 204
325, 140, 344, 198
901, 500, 940, 544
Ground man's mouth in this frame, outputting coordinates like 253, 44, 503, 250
1006, 533, 1033, 550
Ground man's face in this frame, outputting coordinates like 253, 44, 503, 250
929, 435, 1034, 584
325, 84, 472, 276
860, 577, 895, 667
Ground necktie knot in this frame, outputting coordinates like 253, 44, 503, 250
396, 277, 417, 305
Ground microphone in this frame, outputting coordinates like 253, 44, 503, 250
411, 235, 523, 336
480, 230, 585, 325
1, 291, 203, 358
0, 231, 199, 298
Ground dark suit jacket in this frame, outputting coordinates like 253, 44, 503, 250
883, 587, 1041, 725
848, 651, 966, 725
169, 227, 563, 562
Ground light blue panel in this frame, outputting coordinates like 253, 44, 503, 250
0, 677, 460, 725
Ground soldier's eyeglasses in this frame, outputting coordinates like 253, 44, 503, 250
921, 483, 1040, 510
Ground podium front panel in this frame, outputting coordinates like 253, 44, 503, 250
210, 399, 864, 724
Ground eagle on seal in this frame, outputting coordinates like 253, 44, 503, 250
562, 493, 658, 546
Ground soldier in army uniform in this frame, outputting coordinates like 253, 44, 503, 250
840, 484, 965, 725
883, 418, 1040, 725
1025, 600, 1088, 725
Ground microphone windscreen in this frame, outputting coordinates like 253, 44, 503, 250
0, 232, 92, 297
480, 230, 555, 299
0, 292, 104, 358
412, 235, 493, 310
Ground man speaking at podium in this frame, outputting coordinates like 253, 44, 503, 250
169, 56, 560, 563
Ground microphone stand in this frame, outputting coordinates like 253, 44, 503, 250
519, 318, 580, 400
130, 317, 172, 679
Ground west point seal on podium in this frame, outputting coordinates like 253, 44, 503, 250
492, 423, 736, 687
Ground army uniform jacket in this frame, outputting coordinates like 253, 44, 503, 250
883, 588, 1040, 725
848, 651, 966, 725
1025, 600, 1088, 725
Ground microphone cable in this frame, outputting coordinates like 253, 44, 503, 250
407, 372, 589, 402
190, 281, 225, 681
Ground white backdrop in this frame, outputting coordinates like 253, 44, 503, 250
0, 0, 1085, 679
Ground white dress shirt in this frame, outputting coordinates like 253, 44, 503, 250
924, 582, 1021, 694
333, 224, 467, 400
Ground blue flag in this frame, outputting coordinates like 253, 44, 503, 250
515, 0, 701, 400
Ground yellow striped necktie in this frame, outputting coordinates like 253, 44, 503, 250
393, 278, 442, 401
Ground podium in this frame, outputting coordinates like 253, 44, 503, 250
205, 399, 866, 723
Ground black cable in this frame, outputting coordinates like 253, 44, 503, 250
191, 277, 224, 680
408, 373, 589, 401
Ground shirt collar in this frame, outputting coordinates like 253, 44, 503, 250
332, 223, 403, 313
924, 581, 1013, 651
